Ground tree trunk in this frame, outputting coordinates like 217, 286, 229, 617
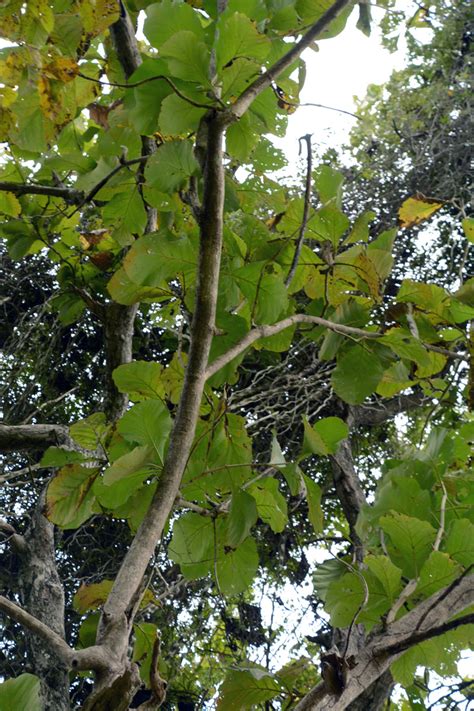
18, 492, 70, 711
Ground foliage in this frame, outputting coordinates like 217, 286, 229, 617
0, 1, 472, 710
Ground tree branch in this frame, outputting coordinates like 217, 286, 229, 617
205, 315, 467, 380
294, 573, 474, 710
0, 181, 83, 203
230, 0, 354, 119
351, 391, 428, 427
0, 423, 72, 452
101, 110, 227, 621
0, 596, 73, 667
285, 134, 313, 287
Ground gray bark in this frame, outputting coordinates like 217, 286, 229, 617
18, 492, 70, 711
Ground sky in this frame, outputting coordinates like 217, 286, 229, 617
274, 6, 407, 161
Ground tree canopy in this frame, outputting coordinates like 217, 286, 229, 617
0, 1, 473, 710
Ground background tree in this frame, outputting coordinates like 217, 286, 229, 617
0, 1, 473, 710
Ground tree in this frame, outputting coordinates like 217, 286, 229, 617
0, 1, 473, 710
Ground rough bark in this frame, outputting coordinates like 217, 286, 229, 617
294, 573, 474, 710
345, 671, 394, 711
17, 492, 70, 711
0, 423, 72, 452
101, 9, 158, 424
330, 439, 366, 563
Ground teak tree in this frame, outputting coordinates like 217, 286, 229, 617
0, 1, 473, 710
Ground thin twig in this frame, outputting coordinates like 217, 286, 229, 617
433, 481, 448, 551
78, 72, 217, 110
285, 134, 313, 287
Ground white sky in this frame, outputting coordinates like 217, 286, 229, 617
274, 6, 407, 160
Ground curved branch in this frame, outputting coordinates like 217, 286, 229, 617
0, 596, 73, 667
285, 134, 313, 287
230, 0, 354, 119
205, 315, 467, 379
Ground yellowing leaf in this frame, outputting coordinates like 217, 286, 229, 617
462, 217, 474, 244
44, 56, 79, 82
398, 195, 443, 229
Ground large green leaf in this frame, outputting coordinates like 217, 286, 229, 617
159, 93, 206, 135
144, 0, 205, 48
123, 229, 197, 287
325, 572, 366, 627
216, 12, 270, 69
445, 518, 474, 567
168, 512, 215, 579
331, 344, 386, 404
144, 141, 199, 194
248, 478, 288, 533
112, 361, 165, 399
415, 551, 462, 599
96, 445, 155, 509
226, 490, 258, 548
303, 475, 323, 533
216, 536, 259, 596
217, 666, 282, 710
160, 31, 211, 86
117, 400, 172, 463
301, 415, 348, 457
69, 412, 108, 450
233, 261, 288, 324
46, 464, 99, 529
380, 513, 436, 578
0, 674, 41, 711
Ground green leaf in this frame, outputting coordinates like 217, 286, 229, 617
365, 555, 402, 600
415, 551, 462, 599
233, 261, 288, 324
145, 140, 199, 194
216, 536, 259, 596
346, 210, 376, 244
218, 667, 282, 710
0, 191, 21, 217
102, 188, 147, 237
226, 490, 258, 548
0, 674, 41, 711
331, 344, 386, 404
97, 445, 155, 509
381, 328, 430, 367
117, 400, 172, 463
40, 447, 85, 468
216, 12, 270, 69
123, 229, 197, 288
248, 478, 288, 533
46, 464, 99, 529
445, 519, 474, 567
112, 361, 165, 399
380, 513, 436, 578
159, 93, 206, 134
169, 512, 215, 579
226, 112, 259, 162
304, 475, 323, 533
313, 558, 348, 601
160, 31, 211, 86
301, 415, 348, 456
356, 2, 372, 36
313, 165, 344, 207
69, 412, 108, 450
325, 572, 365, 627
311, 205, 350, 246
144, 0, 204, 48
